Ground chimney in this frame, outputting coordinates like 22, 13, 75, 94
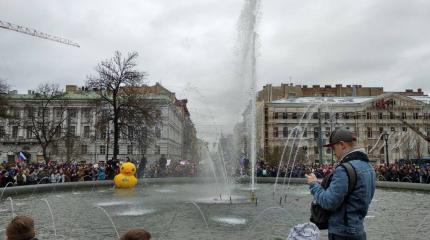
335, 84, 342, 88
66, 85, 78, 93
418, 88, 422, 92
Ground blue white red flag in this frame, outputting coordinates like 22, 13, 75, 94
18, 151, 27, 162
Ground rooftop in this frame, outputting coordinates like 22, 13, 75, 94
271, 94, 430, 105
271, 96, 375, 105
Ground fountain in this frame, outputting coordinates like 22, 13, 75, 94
236, 0, 261, 197
0, 1, 429, 240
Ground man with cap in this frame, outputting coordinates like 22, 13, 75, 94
305, 127, 376, 240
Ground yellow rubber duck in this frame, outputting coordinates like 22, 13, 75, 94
114, 162, 138, 188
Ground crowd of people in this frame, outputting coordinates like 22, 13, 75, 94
252, 161, 430, 184
145, 161, 197, 178
254, 162, 335, 179
2, 157, 430, 188
374, 163, 430, 183
0, 160, 113, 187
0, 155, 200, 187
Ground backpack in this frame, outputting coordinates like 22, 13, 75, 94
310, 162, 357, 229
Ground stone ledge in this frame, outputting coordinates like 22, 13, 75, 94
1, 177, 429, 199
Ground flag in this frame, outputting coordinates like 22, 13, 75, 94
18, 151, 27, 162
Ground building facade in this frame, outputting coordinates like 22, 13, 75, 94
262, 93, 430, 165
0, 83, 197, 165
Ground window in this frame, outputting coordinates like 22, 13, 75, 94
12, 108, 20, 118
325, 127, 331, 137
326, 148, 331, 154
156, 145, 160, 154
155, 126, 161, 138
413, 113, 419, 119
314, 128, 319, 139
378, 112, 383, 119
26, 126, 33, 138
127, 145, 133, 155
282, 127, 288, 138
292, 113, 297, 119
82, 108, 91, 119
402, 127, 407, 132
99, 145, 106, 155
128, 126, 134, 140
314, 146, 319, 154
273, 127, 278, 138
83, 126, 90, 138
367, 127, 372, 138
324, 112, 329, 120
68, 109, 77, 118
379, 127, 384, 134
389, 112, 394, 120
141, 127, 148, 140
292, 128, 299, 138
273, 112, 279, 119
55, 108, 63, 118
303, 113, 308, 119
81, 145, 87, 154
27, 108, 34, 118
55, 126, 61, 138
282, 112, 288, 119
335, 113, 339, 119
366, 112, 372, 119
12, 126, 18, 138
0, 126, 4, 138
344, 113, 350, 119
401, 112, 406, 119
303, 128, 307, 137
302, 146, 308, 153
354, 113, 360, 120
100, 128, 106, 139
69, 126, 76, 136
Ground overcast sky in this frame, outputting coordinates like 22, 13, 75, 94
1, 0, 430, 142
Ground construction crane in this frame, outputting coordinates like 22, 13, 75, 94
0, 19, 80, 48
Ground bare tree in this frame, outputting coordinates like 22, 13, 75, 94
118, 88, 160, 158
25, 84, 68, 164
87, 51, 157, 160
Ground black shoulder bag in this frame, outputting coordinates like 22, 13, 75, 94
310, 162, 357, 229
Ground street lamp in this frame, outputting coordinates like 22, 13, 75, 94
383, 131, 389, 166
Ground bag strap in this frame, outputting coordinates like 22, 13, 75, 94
339, 162, 357, 226
340, 162, 357, 194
